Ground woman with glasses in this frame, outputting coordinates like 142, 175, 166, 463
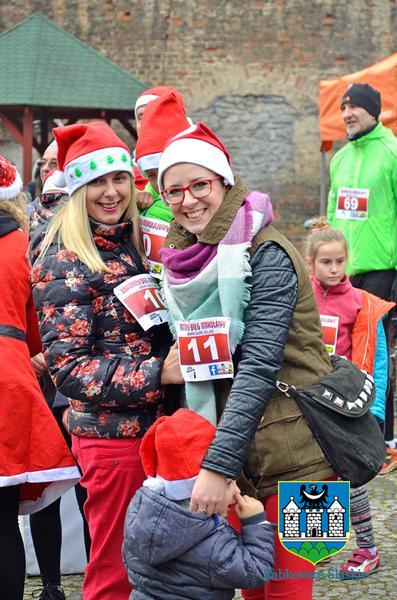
157, 123, 336, 600
31, 121, 182, 600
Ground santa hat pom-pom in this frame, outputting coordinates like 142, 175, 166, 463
51, 170, 67, 189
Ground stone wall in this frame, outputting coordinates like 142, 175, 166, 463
1, 0, 397, 241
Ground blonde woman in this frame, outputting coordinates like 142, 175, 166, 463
31, 122, 182, 600
0, 155, 79, 600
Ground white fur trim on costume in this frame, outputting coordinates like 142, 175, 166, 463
136, 151, 162, 174
64, 147, 133, 196
0, 465, 81, 515
0, 170, 23, 201
135, 94, 160, 116
142, 474, 197, 500
158, 138, 234, 191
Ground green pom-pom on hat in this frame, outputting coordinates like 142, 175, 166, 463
75, 167, 82, 177
107, 156, 115, 164
90, 160, 97, 170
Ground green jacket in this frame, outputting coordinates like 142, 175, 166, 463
327, 123, 397, 276
139, 182, 174, 223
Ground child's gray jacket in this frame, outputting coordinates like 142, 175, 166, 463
123, 487, 275, 599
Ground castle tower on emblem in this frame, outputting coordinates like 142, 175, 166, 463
327, 496, 345, 537
306, 508, 323, 538
282, 497, 301, 538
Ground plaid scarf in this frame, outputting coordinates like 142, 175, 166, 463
161, 187, 274, 423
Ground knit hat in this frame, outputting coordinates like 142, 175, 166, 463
341, 83, 381, 119
158, 122, 234, 191
134, 85, 184, 117
42, 170, 68, 195
140, 408, 216, 500
0, 155, 23, 201
135, 92, 191, 174
52, 121, 133, 196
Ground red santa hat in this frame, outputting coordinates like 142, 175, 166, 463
135, 92, 191, 174
0, 155, 23, 201
134, 85, 185, 117
140, 408, 216, 500
52, 121, 133, 196
158, 122, 235, 191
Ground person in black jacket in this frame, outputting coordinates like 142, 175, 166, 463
31, 122, 182, 600
158, 123, 336, 600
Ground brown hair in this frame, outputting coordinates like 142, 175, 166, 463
0, 192, 29, 232
306, 217, 347, 260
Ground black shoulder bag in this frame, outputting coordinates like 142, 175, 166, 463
276, 355, 385, 487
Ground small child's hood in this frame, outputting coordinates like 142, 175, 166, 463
125, 487, 222, 565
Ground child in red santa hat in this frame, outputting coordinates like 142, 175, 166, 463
123, 408, 275, 599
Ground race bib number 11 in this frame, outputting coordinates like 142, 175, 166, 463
177, 317, 234, 382
336, 187, 369, 220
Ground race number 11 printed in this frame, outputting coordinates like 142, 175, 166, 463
177, 317, 234, 382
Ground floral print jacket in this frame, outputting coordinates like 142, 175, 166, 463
31, 211, 171, 439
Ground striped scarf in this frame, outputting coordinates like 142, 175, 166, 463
161, 189, 274, 424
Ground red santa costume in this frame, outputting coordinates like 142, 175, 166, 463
0, 155, 80, 515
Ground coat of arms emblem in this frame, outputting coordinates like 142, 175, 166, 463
278, 480, 350, 565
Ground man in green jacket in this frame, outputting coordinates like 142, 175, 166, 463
327, 83, 397, 288
327, 82, 397, 472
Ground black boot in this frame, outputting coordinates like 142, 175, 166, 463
32, 584, 66, 600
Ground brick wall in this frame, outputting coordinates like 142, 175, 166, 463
1, 0, 397, 241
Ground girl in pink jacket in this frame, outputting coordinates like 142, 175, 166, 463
306, 219, 393, 579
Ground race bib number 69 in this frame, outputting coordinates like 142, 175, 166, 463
336, 187, 369, 221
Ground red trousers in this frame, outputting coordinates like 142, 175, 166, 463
72, 436, 145, 600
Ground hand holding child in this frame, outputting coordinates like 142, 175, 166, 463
234, 493, 264, 519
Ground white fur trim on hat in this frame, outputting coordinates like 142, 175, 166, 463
0, 169, 23, 201
135, 94, 160, 116
158, 137, 234, 191
142, 474, 197, 500
64, 147, 133, 196
136, 151, 162, 174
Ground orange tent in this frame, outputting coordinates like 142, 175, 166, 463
318, 53, 397, 151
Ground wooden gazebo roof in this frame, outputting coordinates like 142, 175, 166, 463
0, 12, 146, 182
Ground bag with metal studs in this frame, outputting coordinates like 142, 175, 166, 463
276, 354, 386, 487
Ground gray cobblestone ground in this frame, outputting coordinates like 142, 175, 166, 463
24, 471, 396, 599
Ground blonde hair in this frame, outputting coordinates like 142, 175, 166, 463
0, 192, 29, 231
40, 181, 143, 273
306, 217, 347, 260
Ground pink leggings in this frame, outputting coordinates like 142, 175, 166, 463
72, 436, 145, 600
